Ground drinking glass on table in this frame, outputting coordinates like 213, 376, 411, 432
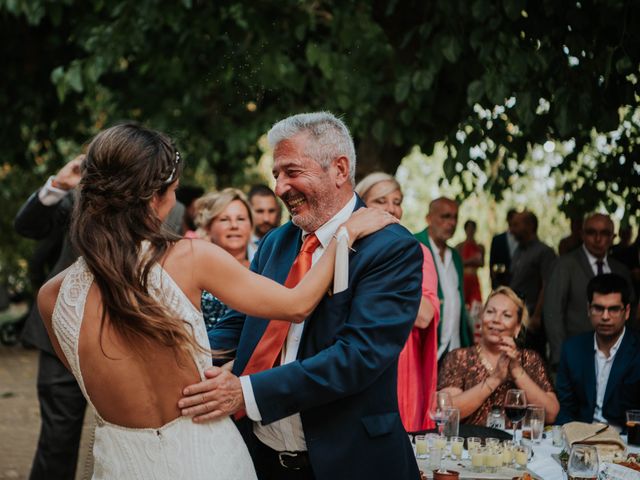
526, 405, 545, 444
442, 407, 459, 437
429, 391, 453, 438
504, 389, 527, 444
627, 409, 640, 446
567, 444, 599, 480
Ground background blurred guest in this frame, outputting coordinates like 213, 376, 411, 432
247, 184, 281, 261
489, 209, 517, 289
194, 188, 253, 331
439, 286, 559, 426
456, 219, 485, 342
176, 184, 204, 238
558, 214, 583, 255
13, 155, 87, 480
415, 197, 473, 361
555, 274, 640, 429
356, 172, 440, 431
544, 213, 636, 368
509, 210, 556, 358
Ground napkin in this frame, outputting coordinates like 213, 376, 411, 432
562, 422, 626, 461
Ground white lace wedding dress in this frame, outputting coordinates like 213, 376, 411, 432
51, 257, 257, 479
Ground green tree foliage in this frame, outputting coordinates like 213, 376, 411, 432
1, 0, 639, 290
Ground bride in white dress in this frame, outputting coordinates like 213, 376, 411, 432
36, 123, 395, 479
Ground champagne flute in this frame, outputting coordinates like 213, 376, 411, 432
567, 444, 599, 480
504, 389, 527, 444
428, 391, 452, 473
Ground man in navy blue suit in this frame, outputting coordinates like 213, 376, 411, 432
555, 273, 640, 429
179, 112, 423, 480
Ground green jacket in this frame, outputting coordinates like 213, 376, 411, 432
414, 228, 473, 351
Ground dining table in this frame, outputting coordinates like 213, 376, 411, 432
417, 433, 640, 479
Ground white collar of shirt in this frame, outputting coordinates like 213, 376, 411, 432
594, 327, 625, 360
429, 235, 452, 268
583, 245, 610, 275
303, 194, 357, 249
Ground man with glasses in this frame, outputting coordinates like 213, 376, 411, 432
555, 273, 640, 427
544, 213, 635, 369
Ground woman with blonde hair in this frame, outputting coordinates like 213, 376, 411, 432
194, 188, 254, 330
37, 122, 396, 479
355, 172, 440, 432
438, 286, 559, 426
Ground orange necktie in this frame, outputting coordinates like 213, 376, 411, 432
241, 233, 321, 377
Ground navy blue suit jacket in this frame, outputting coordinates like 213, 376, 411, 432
555, 329, 640, 428
210, 198, 423, 480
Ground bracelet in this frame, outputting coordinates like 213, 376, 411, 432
482, 378, 495, 394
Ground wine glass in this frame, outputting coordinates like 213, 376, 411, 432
428, 391, 452, 473
567, 444, 599, 480
504, 389, 527, 444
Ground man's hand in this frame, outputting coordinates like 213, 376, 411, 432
52, 154, 84, 191
178, 367, 245, 423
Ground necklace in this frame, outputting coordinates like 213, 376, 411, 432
477, 344, 495, 374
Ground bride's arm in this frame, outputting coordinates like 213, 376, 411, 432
193, 208, 397, 323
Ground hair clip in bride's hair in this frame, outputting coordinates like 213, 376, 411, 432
163, 150, 181, 184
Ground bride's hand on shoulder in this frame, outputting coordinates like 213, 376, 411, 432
342, 208, 399, 244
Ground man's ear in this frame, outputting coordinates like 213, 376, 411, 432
332, 155, 350, 187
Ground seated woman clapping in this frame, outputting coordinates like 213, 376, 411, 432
438, 286, 559, 426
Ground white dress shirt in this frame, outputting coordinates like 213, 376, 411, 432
506, 231, 518, 258
430, 236, 461, 359
583, 245, 611, 276
240, 194, 357, 452
593, 328, 625, 423
247, 233, 260, 262
38, 176, 69, 205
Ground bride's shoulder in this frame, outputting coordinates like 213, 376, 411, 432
37, 266, 71, 324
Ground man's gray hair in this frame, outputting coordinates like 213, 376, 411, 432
267, 112, 357, 185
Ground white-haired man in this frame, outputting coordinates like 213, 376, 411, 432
179, 112, 423, 480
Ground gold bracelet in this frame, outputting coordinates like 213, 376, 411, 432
513, 368, 526, 379
483, 378, 494, 394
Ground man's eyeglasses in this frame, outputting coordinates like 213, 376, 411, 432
589, 304, 626, 318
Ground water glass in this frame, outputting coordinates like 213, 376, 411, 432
552, 425, 564, 447
443, 407, 460, 437
526, 406, 545, 444
567, 444, 599, 479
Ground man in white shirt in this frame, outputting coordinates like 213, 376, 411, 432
414, 197, 473, 360
556, 273, 640, 428
247, 184, 281, 261
180, 112, 423, 480
544, 213, 636, 368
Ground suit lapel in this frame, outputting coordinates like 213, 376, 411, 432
603, 330, 634, 407
234, 225, 302, 374
584, 336, 598, 413
577, 248, 595, 279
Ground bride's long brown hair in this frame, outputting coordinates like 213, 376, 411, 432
71, 122, 199, 360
